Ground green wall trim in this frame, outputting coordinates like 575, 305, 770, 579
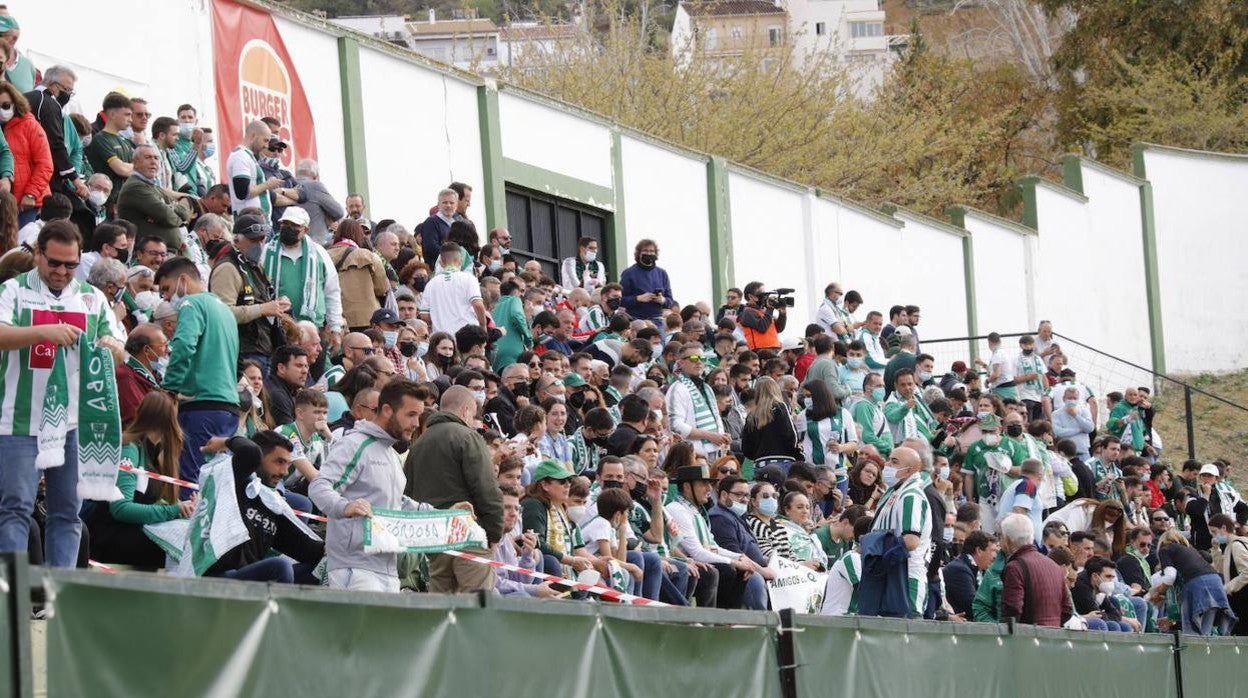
707, 156, 734, 302
1131, 147, 1168, 375
336, 36, 369, 204
887, 205, 968, 238
476, 86, 506, 232
1060, 155, 1085, 194
609, 130, 629, 280
1019, 179, 1040, 231
948, 207, 980, 362
1065, 153, 1148, 188
501, 158, 616, 211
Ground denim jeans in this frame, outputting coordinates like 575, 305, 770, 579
223, 557, 295, 583
660, 558, 690, 606
627, 550, 663, 600
17, 208, 38, 228
0, 433, 81, 567
178, 409, 240, 500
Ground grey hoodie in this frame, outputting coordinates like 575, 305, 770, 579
310, 419, 428, 577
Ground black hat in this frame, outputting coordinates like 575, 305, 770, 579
232, 214, 270, 240
370, 308, 400, 326
672, 465, 715, 484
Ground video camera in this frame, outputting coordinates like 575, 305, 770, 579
761, 288, 796, 308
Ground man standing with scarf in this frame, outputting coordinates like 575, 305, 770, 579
883, 369, 935, 447
0, 221, 124, 566
262, 207, 344, 353
666, 342, 731, 458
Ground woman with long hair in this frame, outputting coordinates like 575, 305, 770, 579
775, 491, 828, 571
424, 331, 458, 381
847, 459, 884, 511
520, 460, 597, 578
742, 376, 803, 470
1044, 497, 1127, 555
538, 397, 573, 470
629, 434, 662, 470
237, 359, 276, 436
744, 481, 788, 561
327, 217, 389, 331
796, 380, 859, 496
86, 392, 195, 568
1156, 529, 1236, 636
0, 83, 51, 227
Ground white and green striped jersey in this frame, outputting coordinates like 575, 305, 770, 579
276, 423, 328, 471
798, 408, 858, 478
1014, 353, 1046, 402
0, 272, 117, 436
822, 550, 861, 616
872, 471, 932, 614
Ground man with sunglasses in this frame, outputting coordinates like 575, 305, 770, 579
666, 342, 731, 459
0, 221, 124, 567
209, 214, 290, 375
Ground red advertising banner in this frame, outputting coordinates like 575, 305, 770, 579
211, 0, 318, 178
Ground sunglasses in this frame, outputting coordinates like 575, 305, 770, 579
45, 257, 80, 269
683, 355, 704, 363
1152, 517, 1170, 522
718, 467, 737, 475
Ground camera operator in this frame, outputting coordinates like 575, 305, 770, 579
738, 281, 788, 351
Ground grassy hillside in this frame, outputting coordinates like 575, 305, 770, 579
1153, 369, 1248, 465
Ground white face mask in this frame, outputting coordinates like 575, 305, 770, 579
0, 107, 13, 123
1098, 580, 1116, 595
566, 505, 586, 521
881, 465, 899, 487
584, 250, 597, 263
88, 190, 108, 207
982, 434, 1001, 447
473, 390, 486, 406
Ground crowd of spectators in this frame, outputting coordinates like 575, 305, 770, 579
0, 10, 1243, 636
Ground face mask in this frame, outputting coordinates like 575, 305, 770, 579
488, 259, 502, 272
606, 297, 621, 311
881, 465, 899, 487
621, 357, 639, 368
243, 243, 264, 263
939, 466, 950, 481
639, 253, 657, 267
498, 246, 510, 256
263, 156, 280, 168
949, 542, 963, 558
416, 341, 429, 358
918, 370, 932, 382
279, 225, 301, 246
730, 501, 748, 517
1215, 534, 1229, 546
56, 90, 71, 107
399, 341, 418, 358
413, 277, 428, 293
1022, 348, 1034, 356
847, 357, 864, 370
86, 189, 109, 208
473, 390, 486, 406
759, 497, 778, 517
568, 392, 586, 410
942, 527, 954, 543
120, 127, 135, 140
983, 434, 1001, 447
178, 123, 194, 138
585, 251, 597, 263
1006, 424, 1024, 438
510, 382, 528, 398
630, 483, 648, 502
151, 354, 169, 377
0, 107, 12, 123
566, 505, 586, 521
113, 247, 130, 265
170, 277, 187, 310
204, 143, 216, 158
552, 394, 566, 404
602, 480, 624, 490
382, 330, 398, 348
870, 387, 886, 402
1098, 580, 1116, 595
977, 411, 992, 420
803, 397, 813, 411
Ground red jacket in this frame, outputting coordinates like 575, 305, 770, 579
1001, 544, 1072, 628
115, 361, 160, 426
4, 112, 52, 205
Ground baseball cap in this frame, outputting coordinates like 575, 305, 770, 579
532, 459, 575, 482
1199, 464, 1221, 477
0, 17, 18, 34
781, 337, 803, 351
267, 137, 288, 151
232, 214, 271, 240
370, 308, 400, 326
979, 413, 1000, 431
278, 207, 310, 228
563, 373, 588, 388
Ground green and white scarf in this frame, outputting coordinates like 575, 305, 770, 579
569, 427, 600, 474
123, 353, 160, 389
76, 339, 124, 501
262, 236, 324, 325
676, 373, 719, 434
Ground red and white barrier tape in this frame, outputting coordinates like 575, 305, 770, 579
116, 462, 329, 523
87, 560, 117, 574
441, 549, 666, 606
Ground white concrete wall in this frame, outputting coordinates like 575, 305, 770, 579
892, 211, 969, 342
272, 16, 348, 206
727, 170, 811, 335
1141, 147, 1248, 373
962, 210, 1033, 336
620, 136, 713, 308
811, 196, 901, 323
356, 46, 483, 231
498, 91, 614, 191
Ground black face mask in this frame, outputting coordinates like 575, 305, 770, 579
413, 277, 428, 293
639, 253, 657, 267
567, 391, 586, 410
113, 247, 130, 265
606, 297, 621, 311
630, 482, 648, 503
56, 90, 71, 107
204, 239, 228, 258
279, 225, 301, 246
621, 357, 639, 368
949, 542, 963, 558
1006, 424, 1024, 438
510, 382, 529, 398
398, 341, 419, 357
602, 480, 624, 490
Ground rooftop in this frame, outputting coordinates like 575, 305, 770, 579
682, 0, 787, 17
405, 18, 500, 36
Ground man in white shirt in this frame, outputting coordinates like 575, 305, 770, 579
986, 332, 1017, 400
225, 120, 283, 217
419, 242, 486, 335
666, 343, 732, 458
